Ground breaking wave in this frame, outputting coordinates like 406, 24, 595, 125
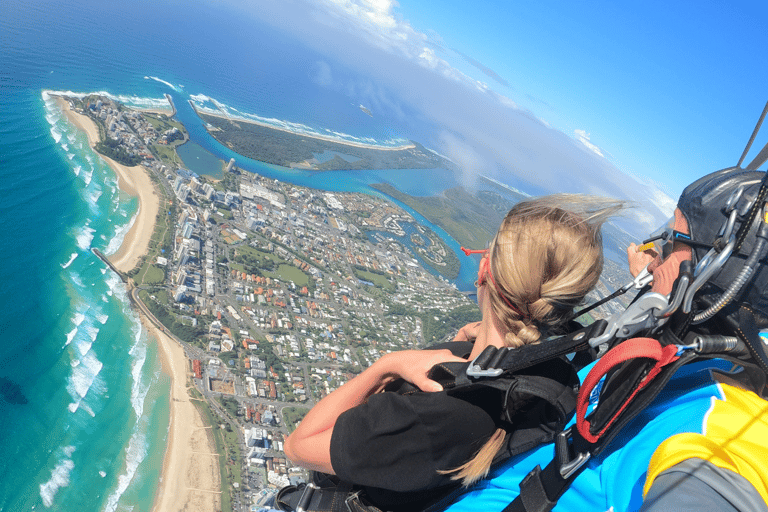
75, 224, 95, 250
144, 75, 182, 92
39, 453, 75, 508
44, 89, 170, 112
103, 424, 148, 512
61, 252, 78, 269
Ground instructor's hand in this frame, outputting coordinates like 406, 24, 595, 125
377, 349, 466, 393
627, 243, 657, 278
454, 321, 482, 341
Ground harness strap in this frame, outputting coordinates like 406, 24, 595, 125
576, 338, 679, 443
506, 337, 687, 512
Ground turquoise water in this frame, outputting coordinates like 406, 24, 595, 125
0, 1, 483, 510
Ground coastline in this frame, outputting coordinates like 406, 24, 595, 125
192, 101, 416, 152
147, 318, 222, 512
55, 96, 159, 273
56, 95, 221, 512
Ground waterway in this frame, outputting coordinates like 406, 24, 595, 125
170, 92, 483, 291
176, 140, 225, 178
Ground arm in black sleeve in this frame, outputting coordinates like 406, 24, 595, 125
640, 459, 768, 512
330, 390, 497, 492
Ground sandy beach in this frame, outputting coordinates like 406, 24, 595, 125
56, 95, 221, 512
149, 319, 222, 512
56, 96, 160, 274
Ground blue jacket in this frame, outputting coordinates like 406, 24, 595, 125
443, 359, 768, 512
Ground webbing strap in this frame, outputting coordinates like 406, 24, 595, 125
505, 338, 685, 512
576, 337, 679, 443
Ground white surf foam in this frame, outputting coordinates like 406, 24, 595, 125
39, 457, 75, 508
75, 225, 95, 250
82, 168, 93, 186
103, 427, 148, 512
67, 153, 75, 160
191, 94, 407, 148
144, 75, 182, 92
43, 89, 170, 112
65, 328, 78, 346
90, 189, 102, 205
61, 253, 78, 269
50, 126, 62, 143
45, 111, 61, 125
67, 350, 103, 402
70, 273, 84, 288
104, 208, 138, 256
99, 471, 107, 478
73, 165, 81, 176
85, 325, 100, 342
73, 314, 85, 328
129, 332, 149, 418
61, 143, 68, 151
96, 313, 109, 325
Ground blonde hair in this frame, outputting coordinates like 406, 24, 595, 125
443, 193, 625, 485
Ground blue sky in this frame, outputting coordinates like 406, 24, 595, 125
406, 1, 768, 180
230, 0, 768, 231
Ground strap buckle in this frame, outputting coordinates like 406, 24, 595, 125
466, 351, 504, 379
344, 490, 363, 512
555, 429, 591, 479
296, 482, 317, 512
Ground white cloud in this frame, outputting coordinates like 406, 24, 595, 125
227, 0, 673, 235
311, 61, 334, 87
574, 129, 605, 158
419, 47, 438, 69
438, 131, 485, 191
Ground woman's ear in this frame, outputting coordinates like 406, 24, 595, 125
477, 255, 490, 285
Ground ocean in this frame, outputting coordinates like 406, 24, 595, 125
0, 1, 483, 510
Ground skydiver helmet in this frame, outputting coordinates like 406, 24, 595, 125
676, 167, 768, 373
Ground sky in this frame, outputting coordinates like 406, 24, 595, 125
226, 0, 768, 232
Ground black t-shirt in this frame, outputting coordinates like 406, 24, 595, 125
329, 380, 499, 510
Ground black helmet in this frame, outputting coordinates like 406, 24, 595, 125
677, 167, 768, 372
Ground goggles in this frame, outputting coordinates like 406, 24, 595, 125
639, 216, 714, 260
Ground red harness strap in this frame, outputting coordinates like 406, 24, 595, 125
576, 338, 680, 444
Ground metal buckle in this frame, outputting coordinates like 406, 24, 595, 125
590, 291, 670, 347
555, 429, 591, 479
560, 452, 591, 479
466, 352, 504, 379
296, 482, 317, 512
345, 490, 363, 512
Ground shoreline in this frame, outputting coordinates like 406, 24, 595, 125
192, 100, 416, 152
55, 95, 159, 273
146, 317, 222, 512
55, 95, 221, 512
